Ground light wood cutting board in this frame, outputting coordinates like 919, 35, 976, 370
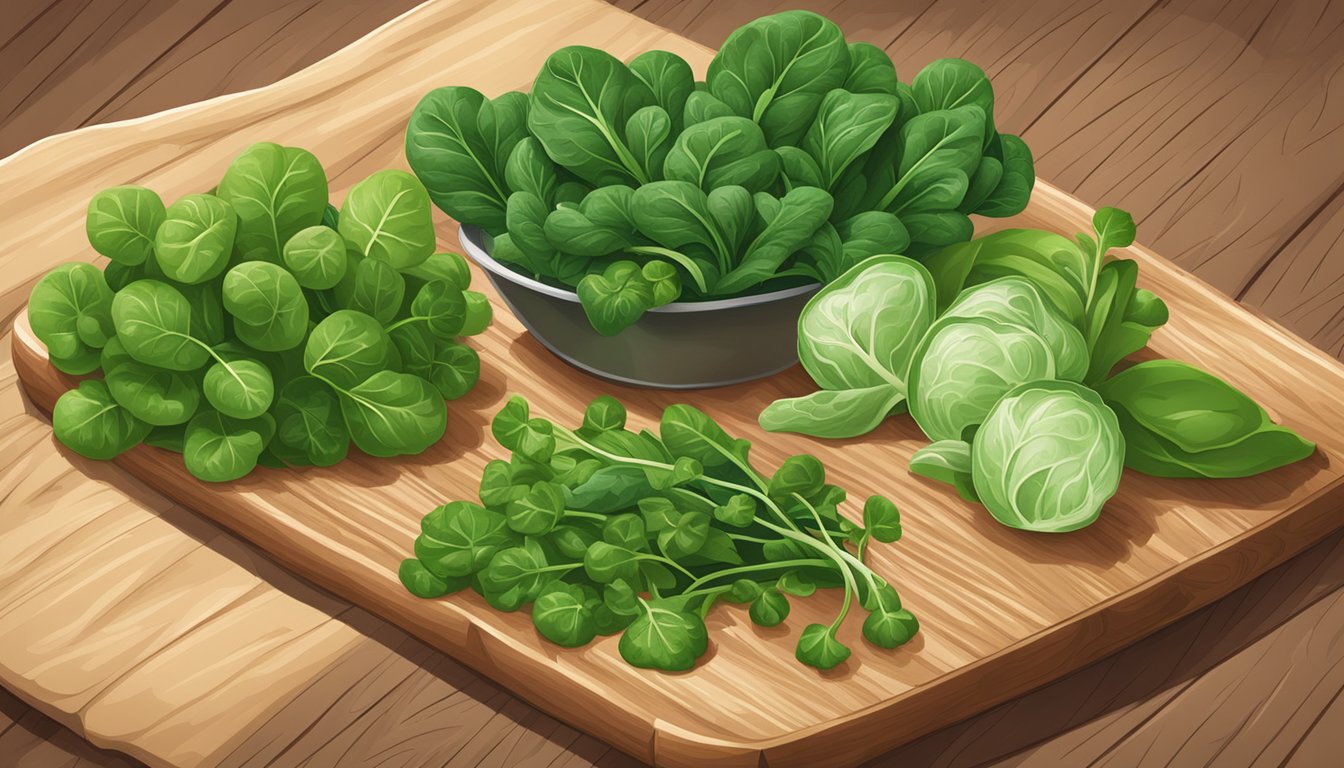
7, 0, 1344, 765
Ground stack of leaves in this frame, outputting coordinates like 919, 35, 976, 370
405, 10, 1033, 335
28, 142, 492, 482
759, 208, 1315, 532
399, 395, 918, 671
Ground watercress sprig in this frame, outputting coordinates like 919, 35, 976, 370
400, 395, 919, 672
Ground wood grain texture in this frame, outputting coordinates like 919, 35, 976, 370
0, 343, 636, 768
0, 0, 424, 159
3, 0, 1344, 766
0, 688, 141, 768
6, 0, 1344, 763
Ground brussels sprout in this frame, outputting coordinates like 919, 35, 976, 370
971, 380, 1123, 532
942, 276, 1088, 382
907, 316, 1056, 442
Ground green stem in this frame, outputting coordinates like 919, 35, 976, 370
383, 315, 427, 334
635, 552, 696, 580
678, 558, 831, 594
563, 510, 606, 522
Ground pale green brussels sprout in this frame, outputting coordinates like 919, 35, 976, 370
941, 276, 1089, 382
971, 380, 1124, 532
907, 316, 1056, 442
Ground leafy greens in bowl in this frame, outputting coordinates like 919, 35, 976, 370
405, 10, 1034, 337
460, 224, 818, 388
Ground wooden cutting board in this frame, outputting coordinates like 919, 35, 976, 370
7, 0, 1344, 765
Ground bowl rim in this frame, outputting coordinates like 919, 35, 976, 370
458, 224, 820, 313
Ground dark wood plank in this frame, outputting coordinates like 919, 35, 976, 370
0, 688, 142, 768
1242, 190, 1344, 360
0, 0, 423, 158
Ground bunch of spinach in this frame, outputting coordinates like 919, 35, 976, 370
29, 142, 493, 482
400, 395, 918, 671
760, 207, 1315, 532
405, 10, 1033, 335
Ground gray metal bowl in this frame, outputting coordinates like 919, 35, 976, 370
459, 225, 818, 389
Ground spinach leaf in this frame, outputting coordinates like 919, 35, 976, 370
28, 262, 115, 368
628, 50, 695, 134
872, 106, 985, 214
102, 337, 202, 426
844, 42, 899, 95
182, 409, 270, 482
154, 193, 237, 284
662, 116, 780, 193
832, 211, 909, 277
706, 10, 851, 146
223, 261, 309, 352
112, 279, 211, 370
542, 185, 640, 257
682, 90, 735, 126
576, 261, 656, 337
1096, 361, 1315, 477
974, 134, 1034, 216
504, 137, 559, 207
339, 170, 435, 270
406, 87, 528, 234
85, 185, 165, 265
528, 46, 655, 186
203, 357, 274, 420
626, 105, 674, 181
273, 375, 349, 466
217, 142, 328, 263
911, 59, 995, 149
282, 225, 348, 289
716, 186, 832, 294
332, 256, 405, 325
801, 89, 898, 189
336, 370, 446, 458
303, 309, 392, 389
53, 379, 151, 460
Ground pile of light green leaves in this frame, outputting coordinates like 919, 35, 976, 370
760, 208, 1316, 533
404, 10, 1033, 335
400, 395, 917, 672
28, 142, 492, 482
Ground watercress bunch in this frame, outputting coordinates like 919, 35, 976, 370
400, 395, 919, 671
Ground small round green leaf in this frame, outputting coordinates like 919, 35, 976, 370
52, 379, 151, 460
154, 194, 237, 284
203, 358, 274, 419
86, 185, 165, 265
795, 623, 851, 670
748, 588, 790, 627
111, 279, 210, 371
283, 225, 348, 289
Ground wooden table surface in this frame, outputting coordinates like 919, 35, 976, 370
1, 0, 1341, 766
